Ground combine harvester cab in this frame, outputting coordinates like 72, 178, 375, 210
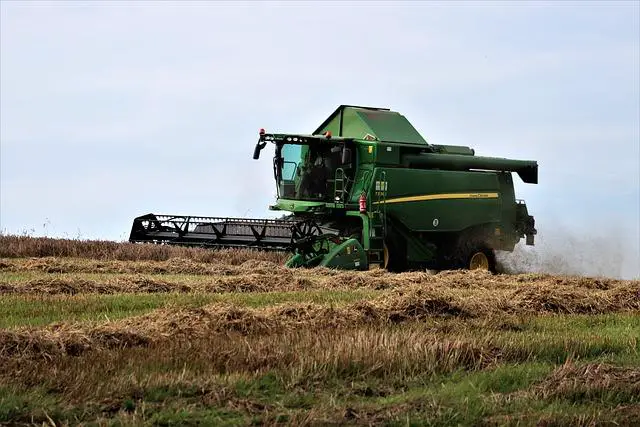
130, 105, 538, 273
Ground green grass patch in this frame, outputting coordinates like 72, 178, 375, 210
488, 314, 640, 365
145, 407, 247, 426
0, 386, 65, 424
351, 361, 638, 426
0, 289, 379, 328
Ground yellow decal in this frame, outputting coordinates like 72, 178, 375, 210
367, 145, 373, 154
373, 192, 499, 205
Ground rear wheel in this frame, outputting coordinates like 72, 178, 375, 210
452, 240, 497, 273
469, 250, 491, 270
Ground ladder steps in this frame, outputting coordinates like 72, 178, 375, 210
368, 172, 388, 267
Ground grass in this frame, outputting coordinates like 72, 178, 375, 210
0, 271, 216, 283
0, 236, 639, 425
0, 289, 380, 328
1, 325, 638, 425
1, 315, 638, 425
0, 234, 289, 264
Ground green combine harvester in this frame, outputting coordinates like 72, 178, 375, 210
129, 105, 538, 273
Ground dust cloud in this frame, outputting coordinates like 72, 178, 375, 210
496, 225, 640, 280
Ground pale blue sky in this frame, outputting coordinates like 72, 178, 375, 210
1, 1, 638, 278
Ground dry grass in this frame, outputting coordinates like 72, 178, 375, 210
0, 256, 288, 276
2, 279, 638, 360
0, 274, 385, 295
1, 236, 639, 425
1, 258, 637, 294
0, 327, 506, 425
0, 276, 193, 295
1, 328, 501, 394
2, 317, 638, 425
0, 235, 288, 264
531, 360, 640, 400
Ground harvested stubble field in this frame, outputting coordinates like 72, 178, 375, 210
0, 236, 639, 426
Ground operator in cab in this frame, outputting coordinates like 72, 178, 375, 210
298, 149, 331, 200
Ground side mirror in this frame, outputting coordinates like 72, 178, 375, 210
341, 147, 352, 164
253, 141, 266, 160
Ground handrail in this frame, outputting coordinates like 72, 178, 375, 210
333, 167, 346, 202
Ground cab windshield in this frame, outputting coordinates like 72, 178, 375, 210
274, 141, 353, 202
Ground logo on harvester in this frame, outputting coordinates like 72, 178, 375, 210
375, 181, 388, 191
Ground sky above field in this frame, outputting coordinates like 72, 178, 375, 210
1, 1, 639, 278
